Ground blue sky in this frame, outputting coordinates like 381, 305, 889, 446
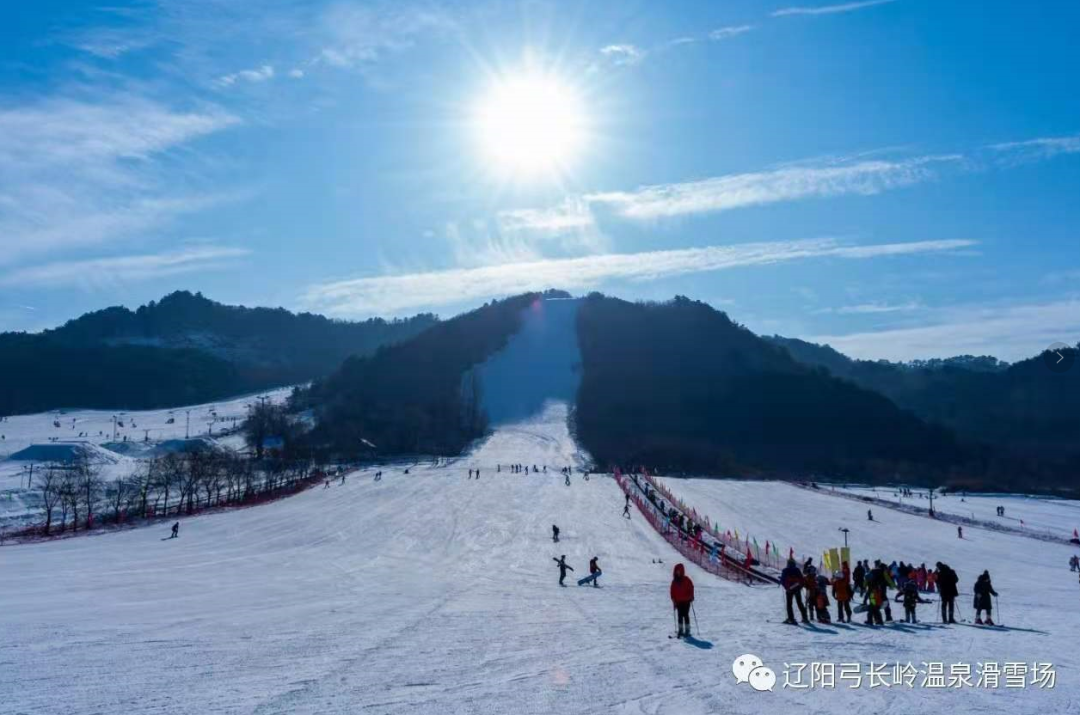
1, 0, 1078, 361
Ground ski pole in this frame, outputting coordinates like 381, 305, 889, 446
692, 604, 700, 636
995, 595, 1002, 625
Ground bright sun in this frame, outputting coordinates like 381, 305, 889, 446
472, 72, 587, 180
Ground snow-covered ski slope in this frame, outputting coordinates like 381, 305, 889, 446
0, 386, 293, 460
4, 404, 1077, 715
834, 485, 1080, 540
0, 388, 293, 529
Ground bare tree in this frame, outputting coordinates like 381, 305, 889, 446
74, 455, 103, 529
36, 465, 64, 535
58, 470, 78, 532
111, 476, 127, 523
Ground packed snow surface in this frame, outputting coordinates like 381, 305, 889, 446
834, 484, 1080, 540
3, 402, 1077, 714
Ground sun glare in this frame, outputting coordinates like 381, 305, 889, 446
472, 71, 587, 180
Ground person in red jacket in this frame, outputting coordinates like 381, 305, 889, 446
670, 563, 695, 638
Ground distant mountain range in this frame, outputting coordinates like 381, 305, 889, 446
6, 289, 1075, 492
0, 291, 436, 414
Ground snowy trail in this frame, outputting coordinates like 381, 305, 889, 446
835, 485, 1080, 540
3, 405, 1077, 714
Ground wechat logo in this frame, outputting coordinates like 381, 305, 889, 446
732, 653, 776, 692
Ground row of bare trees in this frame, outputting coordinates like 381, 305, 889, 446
35, 450, 320, 536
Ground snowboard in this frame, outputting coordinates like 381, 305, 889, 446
577, 570, 602, 586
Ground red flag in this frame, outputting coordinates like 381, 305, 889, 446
765, 541, 771, 555
1074, 528, 1078, 538
789, 546, 794, 559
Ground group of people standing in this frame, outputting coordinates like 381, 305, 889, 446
781, 557, 998, 626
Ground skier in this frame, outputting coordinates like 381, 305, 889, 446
552, 524, 560, 543
670, 563, 695, 638
832, 569, 853, 623
897, 580, 931, 623
781, 558, 809, 625
468, 469, 473, 479
973, 570, 998, 625
957, 526, 963, 539
867, 509, 874, 522
935, 562, 959, 624
1071, 555, 1079, 572
622, 503, 631, 519
587, 557, 601, 587
476, 469, 480, 480
169, 522, 179, 539
553, 555, 574, 586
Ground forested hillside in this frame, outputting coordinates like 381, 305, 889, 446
573, 294, 970, 484
0, 292, 436, 414
303, 293, 548, 457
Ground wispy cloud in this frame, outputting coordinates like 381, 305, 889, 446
497, 199, 596, 233
772, 0, 899, 17
599, 44, 646, 66
709, 25, 756, 40
0, 94, 240, 264
0, 246, 251, 289
807, 299, 1080, 362
302, 237, 975, 316
816, 301, 922, 315
585, 155, 959, 220
214, 64, 275, 88
989, 133, 1080, 164
315, 3, 453, 72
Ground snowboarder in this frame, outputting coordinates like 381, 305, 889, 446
853, 560, 866, 596
552, 524, 560, 543
169, 522, 179, 539
935, 562, 959, 624
896, 580, 931, 623
957, 526, 963, 539
670, 563, 695, 638
867, 509, 874, 521
553, 555, 574, 586
586, 557, 601, 587
781, 558, 809, 625
832, 570, 853, 623
973, 570, 998, 625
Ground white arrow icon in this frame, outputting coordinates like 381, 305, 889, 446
1056, 351, 1065, 364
